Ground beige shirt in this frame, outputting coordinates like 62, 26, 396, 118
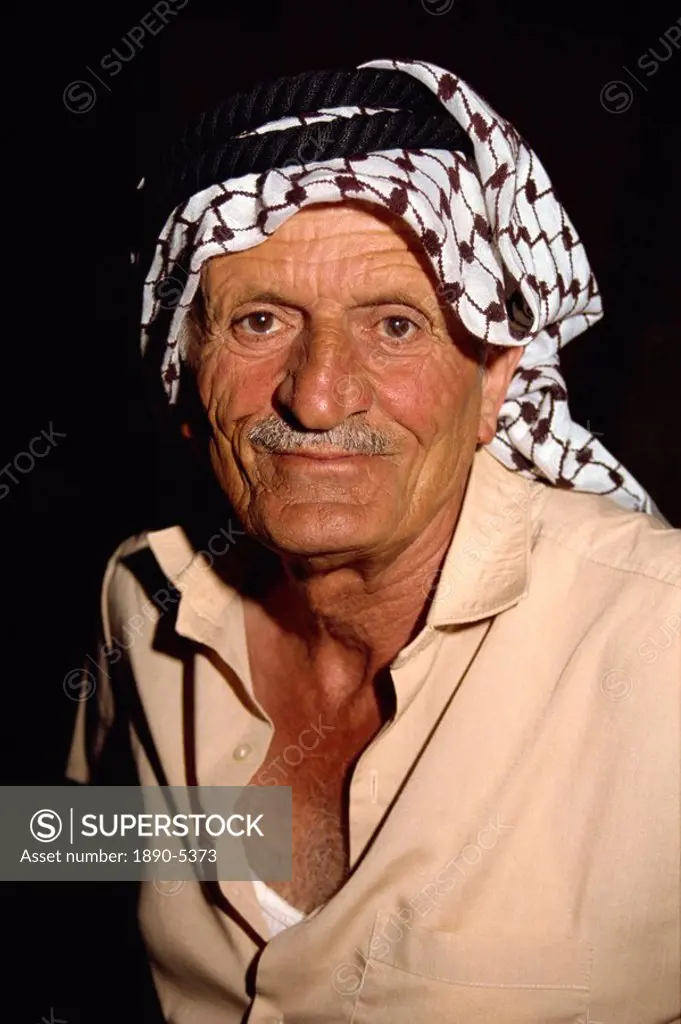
67, 449, 681, 1024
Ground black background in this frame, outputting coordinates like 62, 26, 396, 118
3, 0, 680, 1019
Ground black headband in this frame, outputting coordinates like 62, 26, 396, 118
143, 67, 474, 244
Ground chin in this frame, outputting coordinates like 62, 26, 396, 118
251, 501, 391, 559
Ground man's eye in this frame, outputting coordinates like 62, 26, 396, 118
380, 316, 418, 340
237, 311, 279, 334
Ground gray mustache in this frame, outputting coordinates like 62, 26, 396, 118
247, 415, 399, 456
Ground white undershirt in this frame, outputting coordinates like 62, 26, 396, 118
252, 879, 306, 937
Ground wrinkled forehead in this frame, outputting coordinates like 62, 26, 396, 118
198, 200, 441, 309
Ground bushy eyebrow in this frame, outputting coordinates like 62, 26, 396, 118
206, 291, 301, 325
352, 293, 434, 314
232, 291, 295, 307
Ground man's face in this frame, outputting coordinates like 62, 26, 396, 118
186, 202, 521, 562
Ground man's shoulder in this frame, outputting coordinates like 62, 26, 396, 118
527, 489, 679, 712
534, 485, 680, 591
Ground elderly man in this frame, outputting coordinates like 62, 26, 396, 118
67, 60, 680, 1023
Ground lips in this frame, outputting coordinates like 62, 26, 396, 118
275, 450, 363, 461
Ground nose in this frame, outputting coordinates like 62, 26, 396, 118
274, 322, 372, 431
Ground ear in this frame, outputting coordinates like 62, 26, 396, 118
477, 344, 525, 444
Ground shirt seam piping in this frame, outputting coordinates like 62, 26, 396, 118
370, 958, 590, 991
534, 530, 680, 588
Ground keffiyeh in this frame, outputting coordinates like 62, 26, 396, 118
141, 58, 657, 515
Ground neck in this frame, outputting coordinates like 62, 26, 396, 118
248, 488, 468, 705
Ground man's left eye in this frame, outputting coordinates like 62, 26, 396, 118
380, 316, 418, 340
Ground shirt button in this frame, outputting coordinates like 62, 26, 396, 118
232, 743, 253, 762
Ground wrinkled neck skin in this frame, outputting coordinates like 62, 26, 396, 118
243, 467, 470, 707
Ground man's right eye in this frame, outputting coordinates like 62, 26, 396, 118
235, 311, 279, 334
